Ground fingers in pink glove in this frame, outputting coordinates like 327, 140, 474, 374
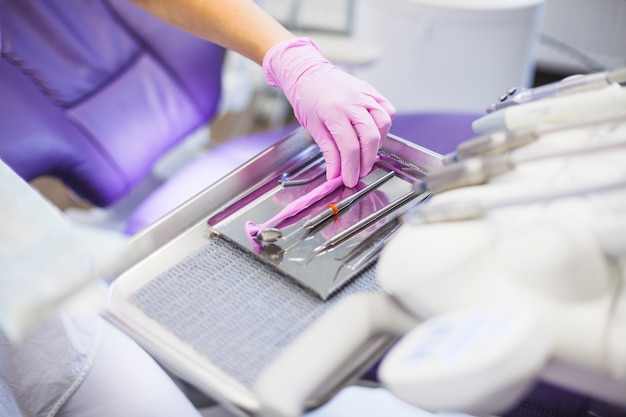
346, 92, 396, 183
351, 109, 386, 177
368, 93, 396, 149
312, 88, 395, 188
325, 115, 360, 187
326, 120, 375, 187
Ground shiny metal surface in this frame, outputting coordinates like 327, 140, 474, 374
125, 128, 319, 264
257, 170, 396, 244
108, 128, 442, 415
300, 170, 396, 232
207, 134, 442, 300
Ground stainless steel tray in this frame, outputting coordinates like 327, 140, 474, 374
206, 133, 440, 299
107, 128, 443, 416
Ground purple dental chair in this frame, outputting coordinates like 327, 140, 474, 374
0, 0, 480, 236
0, 0, 227, 207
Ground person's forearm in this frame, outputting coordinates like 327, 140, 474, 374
129, 0, 295, 64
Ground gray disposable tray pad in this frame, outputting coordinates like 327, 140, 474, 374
130, 235, 381, 388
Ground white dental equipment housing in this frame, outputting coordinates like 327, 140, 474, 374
377, 98, 626, 413
106, 85, 626, 417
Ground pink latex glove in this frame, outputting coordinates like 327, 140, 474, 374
263, 37, 396, 188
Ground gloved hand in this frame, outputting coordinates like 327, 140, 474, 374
263, 37, 396, 188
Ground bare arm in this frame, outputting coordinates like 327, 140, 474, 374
129, 0, 295, 64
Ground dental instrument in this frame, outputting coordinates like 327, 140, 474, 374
311, 145, 540, 254
205, 130, 439, 300
299, 171, 395, 231
332, 218, 402, 282
404, 176, 626, 225
278, 152, 325, 186
442, 129, 538, 165
445, 114, 626, 164
486, 67, 626, 113
425, 136, 626, 196
245, 176, 344, 246
473, 83, 626, 134
313, 190, 428, 255
258, 171, 395, 243
314, 137, 626, 256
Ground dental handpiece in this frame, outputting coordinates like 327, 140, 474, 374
419, 157, 511, 195
442, 129, 538, 164
486, 67, 626, 113
313, 135, 626, 255
405, 176, 626, 225
474, 83, 626, 134
445, 114, 626, 164
427, 136, 626, 196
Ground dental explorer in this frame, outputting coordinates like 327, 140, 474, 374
258, 170, 395, 243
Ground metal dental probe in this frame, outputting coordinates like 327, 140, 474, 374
313, 189, 429, 255
331, 218, 402, 282
301, 170, 395, 230
258, 170, 395, 243
486, 67, 626, 113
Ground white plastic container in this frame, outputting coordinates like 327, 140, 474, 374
351, 0, 546, 113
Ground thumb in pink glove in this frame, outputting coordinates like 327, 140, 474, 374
262, 37, 396, 188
